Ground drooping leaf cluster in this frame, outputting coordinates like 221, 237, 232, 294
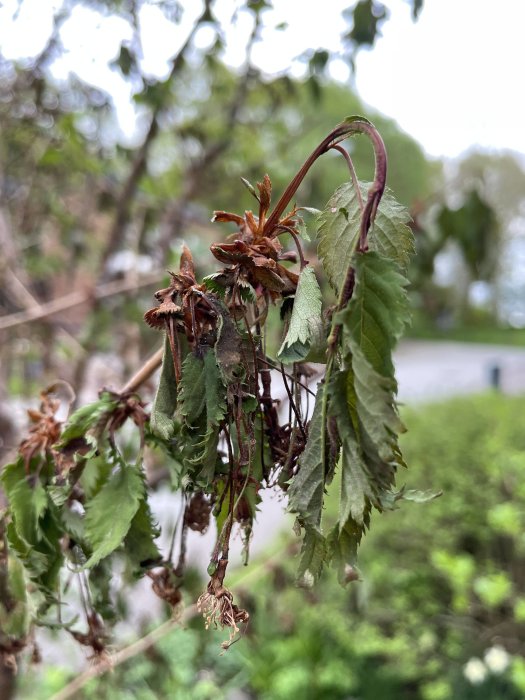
0, 117, 427, 658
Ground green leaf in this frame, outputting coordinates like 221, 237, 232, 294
296, 218, 311, 242
327, 369, 373, 527
368, 189, 414, 274
202, 272, 228, 297
179, 349, 226, 426
336, 251, 410, 377
0, 555, 31, 638
327, 516, 367, 585
179, 348, 227, 482
179, 353, 207, 423
326, 253, 411, 544
5, 504, 64, 595
317, 187, 361, 293
287, 386, 326, 527
207, 297, 244, 384
60, 393, 118, 445
277, 265, 323, 363
6, 522, 49, 579
317, 182, 414, 293
1, 459, 48, 544
61, 505, 85, 542
83, 457, 144, 568
296, 525, 328, 587
238, 278, 257, 302
124, 499, 162, 574
150, 335, 178, 440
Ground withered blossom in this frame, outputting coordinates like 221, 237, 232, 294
210, 174, 301, 300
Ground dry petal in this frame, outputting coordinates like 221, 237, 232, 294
212, 211, 245, 226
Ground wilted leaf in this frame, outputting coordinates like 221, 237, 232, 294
317, 182, 414, 292
327, 515, 368, 586
288, 386, 327, 527
150, 336, 178, 440
179, 349, 227, 482
209, 298, 244, 384
124, 500, 162, 573
1, 459, 47, 544
84, 458, 144, 568
296, 525, 328, 586
327, 370, 373, 527
277, 265, 323, 363
336, 251, 410, 377
60, 394, 118, 446
0, 555, 31, 638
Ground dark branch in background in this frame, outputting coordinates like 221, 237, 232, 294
157, 8, 262, 255
100, 1, 215, 273
70, 2, 216, 398
0, 271, 163, 331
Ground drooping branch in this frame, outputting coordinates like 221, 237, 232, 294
263, 117, 387, 243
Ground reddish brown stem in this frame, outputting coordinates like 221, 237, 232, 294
263, 118, 387, 246
275, 224, 308, 270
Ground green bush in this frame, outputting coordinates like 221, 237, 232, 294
20, 394, 525, 699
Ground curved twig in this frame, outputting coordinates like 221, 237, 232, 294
263, 117, 387, 247
330, 144, 364, 213
274, 224, 308, 270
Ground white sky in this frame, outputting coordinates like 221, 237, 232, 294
0, 0, 524, 159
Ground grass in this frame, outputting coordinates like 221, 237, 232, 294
408, 324, 525, 347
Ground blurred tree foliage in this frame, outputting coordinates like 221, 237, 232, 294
19, 393, 525, 699
409, 150, 525, 330
0, 0, 433, 412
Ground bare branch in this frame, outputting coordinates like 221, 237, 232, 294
0, 271, 163, 331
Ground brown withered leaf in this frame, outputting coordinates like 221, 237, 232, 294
212, 211, 245, 227
179, 243, 195, 279
144, 299, 184, 330
148, 566, 182, 607
210, 241, 254, 266
257, 174, 272, 221
19, 387, 64, 471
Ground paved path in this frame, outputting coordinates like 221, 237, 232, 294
395, 340, 525, 402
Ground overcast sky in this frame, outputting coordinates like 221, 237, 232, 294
0, 0, 524, 160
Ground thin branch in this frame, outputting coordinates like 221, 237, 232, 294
263, 117, 387, 239
48, 609, 196, 700
279, 363, 307, 442
274, 224, 308, 270
0, 271, 162, 331
330, 144, 364, 212
119, 346, 163, 394
257, 356, 317, 397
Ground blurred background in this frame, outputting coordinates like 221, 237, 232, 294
1, 1, 525, 698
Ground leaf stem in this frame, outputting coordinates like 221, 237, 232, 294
330, 144, 364, 213
263, 117, 387, 238
275, 224, 308, 270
